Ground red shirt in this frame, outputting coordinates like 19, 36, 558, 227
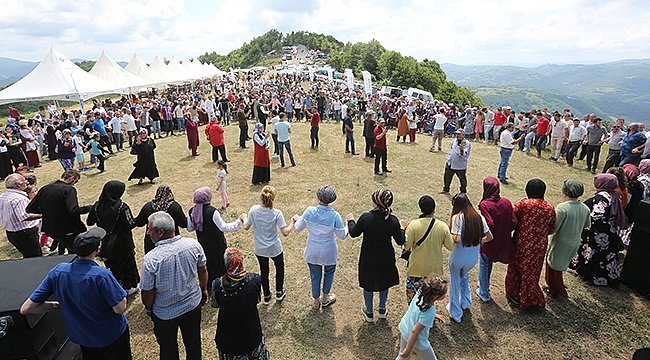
310, 111, 320, 127
494, 112, 507, 126
536, 117, 550, 135
9, 108, 19, 119
205, 122, 225, 146
373, 126, 387, 149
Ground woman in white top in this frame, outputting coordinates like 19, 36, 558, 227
447, 193, 493, 323
294, 186, 348, 309
243, 186, 295, 305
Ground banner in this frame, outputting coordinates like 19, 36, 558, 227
345, 68, 354, 91
362, 71, 372, 97
327, 67, 334, 83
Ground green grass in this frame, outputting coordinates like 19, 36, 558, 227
1, 120, 649, 359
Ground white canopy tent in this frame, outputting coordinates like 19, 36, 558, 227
166, 58, 194, 83
90, 51, 154, 89
148, 56, 175, 84
182, 58, 208, 79
124, 54, 161, 87
0, 46, 127, 105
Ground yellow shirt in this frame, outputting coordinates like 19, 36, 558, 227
404, 217, 453, 277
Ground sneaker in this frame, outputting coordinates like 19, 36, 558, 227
321, 293, 337, 307
263, 293, 272, 305
312, 297, 321, 310
276, 288, 287, 301
126, 287, 139, 297
272, 154, 279, 158
439, 190, 450, 194
361, 305, 374, 322
475, 288, 491, 303
378, 308, 388, 319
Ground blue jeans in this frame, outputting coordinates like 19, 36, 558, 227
176, 117, 185, 132
498, 147, 512, 180
477, 253, 493, 301
152, 120, 161, 138
345, 130, 355, 153
308, 263, 336, 299
278, 140, 295, 166
113, 132, 124, 150
484, 123, 494, 143
363, 289, 388, 313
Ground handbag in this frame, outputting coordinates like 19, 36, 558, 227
95, 204, 122, 258
400, 218, 435, 261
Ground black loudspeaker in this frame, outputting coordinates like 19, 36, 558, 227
0, 255, 82, 359
622, 200, 650, 298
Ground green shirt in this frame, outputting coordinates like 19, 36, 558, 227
547, 200, 591, 271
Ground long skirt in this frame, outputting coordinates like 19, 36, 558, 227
104, 253, 140, 290
252, 166, 270, 185
25, 150, 39, 167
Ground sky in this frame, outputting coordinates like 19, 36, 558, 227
1, 0, 650, 66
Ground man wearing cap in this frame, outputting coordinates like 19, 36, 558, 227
0, 173, 42, 258
141, 211, 208, 360
441, 129, 471, 194
21, 227, 132, 359
26, 169, 90, 254
373, 118, 391, 175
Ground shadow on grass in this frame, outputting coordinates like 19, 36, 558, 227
179, 155, 199, 162
126, 182, 154, 195
347, 320, 398, 360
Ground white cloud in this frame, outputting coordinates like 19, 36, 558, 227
0, 0, 649, 66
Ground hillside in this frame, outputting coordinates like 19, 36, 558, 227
441, 60, 650, 120
0, 57, 37, 88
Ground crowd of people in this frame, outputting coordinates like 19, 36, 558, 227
2, 69, 650, 359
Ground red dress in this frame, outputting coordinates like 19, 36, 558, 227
185, 120, 199, 155
505, 198, 556, 308
252, 133, 270, 184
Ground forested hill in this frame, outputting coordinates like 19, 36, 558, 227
442, 60, 650, 121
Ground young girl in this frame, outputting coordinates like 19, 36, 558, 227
396, 277, 448, 360
216, 160, 230, 210
447, 193, 493, 323
73, 130, 88, 171
243, 186, 295, 305
89, 132, 109, 172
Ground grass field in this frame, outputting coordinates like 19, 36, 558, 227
1, 120, 649, 359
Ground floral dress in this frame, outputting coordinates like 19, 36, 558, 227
505, 198, 555, 308
569, 192, 623, 287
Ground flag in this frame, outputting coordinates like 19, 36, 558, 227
362, 71, 372, 96
345, 69, 354, 92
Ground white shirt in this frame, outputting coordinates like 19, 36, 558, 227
216, 169, 227, 193
433, 114, 447, 130
274, 121, 291, 142
500, 129, 515, 149
550, 119, 568, 137
484, 110, 495, 124
246, 205, 287, 258
123, 114, 136, 131
568, 125, 587, 142
108, 117, 122, 133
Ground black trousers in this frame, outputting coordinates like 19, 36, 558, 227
239, 125, 248, 148
365, 137, 375, 157
96, 153, 106, 171
602, 149, 620, 173
256, 253, 285, 297
80, 326, 132, 360
152, 304, 202, 360
374, 148, 388, 172
310, 126, 319, 148
211, 145, 228, 162
6, 227, 41, 258
443, 164, 467, 193
585, 144, 602, 171
272, 133, 279, 155
565, 141, 582, 165
100, 135, 113, 154
51, 233, 77, 255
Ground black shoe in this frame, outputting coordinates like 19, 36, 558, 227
507, 295, 520, 306
352, 152, 360, 155
499, 178, 509, 185
543, 286, 558, 299
374, 171, 383, 175
383, 169, 392, 173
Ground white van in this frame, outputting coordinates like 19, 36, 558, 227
380, 86, 404, 98
407, 88, 434, 102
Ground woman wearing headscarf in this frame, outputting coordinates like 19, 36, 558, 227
45, 120, 58, 160
211, 248, 269, 360
402, 196, 453, 304
252, 123, 271, 185
606, 167, 629, 208
476, 177, 517, 302
294, 186, 348, 309
242, 186, 295, 304
134, 184, 186, 253
187, 186, 244, 291
637, 159, 650, 201
396, 110, 409, 142
569, 174, 626, 287
621, 166, 650, 297
185, 113, 200, 156
347, 188, 406, 322
18, 119, 40, 169
128, 128, 159, 185
56, 129, 75, 170
544, 180, 591, 298
86, 180, 139, 295
621, 164, 643, 246
505, 179, 556, 309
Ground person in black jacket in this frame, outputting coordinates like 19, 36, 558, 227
134, 184, 186, 253
26, 169, 90, 254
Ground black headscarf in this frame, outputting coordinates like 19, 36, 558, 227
95, 180, 126, 232
525, 178, 546, 200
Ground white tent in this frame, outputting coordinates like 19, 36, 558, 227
148, 56, 175, 84
124, 54, 161, 87
0, 46, 127, 105
182, 58, 206, 79
166, 58, 194, 83
90, 51, 153, 89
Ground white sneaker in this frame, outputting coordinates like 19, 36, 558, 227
272, 154, 279, 158
127, 287, 139, 296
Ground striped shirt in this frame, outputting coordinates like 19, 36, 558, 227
140, 236, 206, 320
0, 189, 40, 231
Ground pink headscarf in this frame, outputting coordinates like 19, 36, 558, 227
190, 186, 213, 232
594, 174, 626, 228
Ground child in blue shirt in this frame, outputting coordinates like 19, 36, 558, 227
88, 132, 109, 172
396, 277, 448, 360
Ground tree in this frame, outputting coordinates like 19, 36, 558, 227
75, 60, 95, 72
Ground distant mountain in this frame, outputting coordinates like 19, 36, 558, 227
441, 60, 650, 121
0, 57, 37, 88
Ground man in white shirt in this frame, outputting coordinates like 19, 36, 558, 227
429, 108, 447, 152
122, 109, 137, 147
108, 111, 124, 151
565, 118, 587, 166
549, 112, 569, 161
602, 122, 626, 171
274, 113, 296, 167
483, 107, 495, 143
498, 123, 524, 184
